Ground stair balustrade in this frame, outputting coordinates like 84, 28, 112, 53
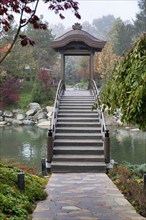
90, 79, 111, 164
47, 80, 65, 164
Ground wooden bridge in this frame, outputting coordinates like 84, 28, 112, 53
45, 23, 110, 173
46, 80, 110, 173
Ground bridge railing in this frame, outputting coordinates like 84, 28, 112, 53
47, 79, 65, 164
51, 79, 65, 137
90, 79, 110, 164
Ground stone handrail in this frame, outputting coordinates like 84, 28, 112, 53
51, 79, 65, 137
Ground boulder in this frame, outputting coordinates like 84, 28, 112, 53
12, 119, 24, 125
28, 102, 41, 111
0, 116, 3, 121
26, 109, 37, 117
46, 106, 54, 113
0, 110, 3, 116
23, 119, 35, 125
5, 117, 13, 123
3, 110, 13, 118
16, 113, 26, 120
12, 109, 24, 114
37, 111, 47, 120
0, 121, 7, 126
37, 120, 50, 129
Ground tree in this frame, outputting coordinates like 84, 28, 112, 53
0, 0, 80, 64
92, 15, 116, 40
94, 42, 119, 84
134, 0, 146, 35
100, 33, 146, 129
109, 18, 135, 56
0, 18, 57, 80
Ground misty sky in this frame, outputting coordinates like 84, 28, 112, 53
37, 0, 139, 27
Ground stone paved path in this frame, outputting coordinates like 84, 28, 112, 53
32, 173, 146, 220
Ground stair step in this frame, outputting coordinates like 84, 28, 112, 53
58, 109, 96, 113
51, 161, 106, 173
57, 117, 99, 122
57, 114, 98, 119
57, 122, 101, 127
52, 154, 105, 162
56, 127, 101, 133
55, 133, 102, 139
54, 139, 103, 146
53, 146, 104, 155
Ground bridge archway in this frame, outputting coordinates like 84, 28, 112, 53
50, 23, 106, 86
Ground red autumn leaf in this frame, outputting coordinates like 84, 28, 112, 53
29, 39, 35, 46
7, 14, 14, 20
20, 18, 27, 24
24, 6, 32, 14
19, 34, 27, 39
59, 13, 65, 19
21, 38, 28, 46
33, 15, 39, 21
33, 23, 40, 29
75, 12, 81, 19
64, 3, 71, 9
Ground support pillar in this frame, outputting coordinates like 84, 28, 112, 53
90, 52, 94, 80
61, 53, 65, 83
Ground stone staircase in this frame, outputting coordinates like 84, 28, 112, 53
51, 90, 106, 173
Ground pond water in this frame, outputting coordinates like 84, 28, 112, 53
0, 126, 146, 172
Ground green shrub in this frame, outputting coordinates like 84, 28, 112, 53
0, 164, 48, 219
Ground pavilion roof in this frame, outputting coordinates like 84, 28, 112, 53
50, 23, 106, 53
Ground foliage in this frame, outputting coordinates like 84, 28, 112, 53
109, 18, 135, 56
100, 33, 146, 129
0, 163, 48, 220
94, 42, 119, 82
134, 0, 146, 35
0, 75, 22, 108
32, 69, 55, 104
92, 15, 116, 40
0, 0, 80, 64
108, 163, 146, 217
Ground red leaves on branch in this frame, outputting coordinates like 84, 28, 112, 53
0, 75, 22, 108
19, 35, 35, 46
0, 0, 80, 63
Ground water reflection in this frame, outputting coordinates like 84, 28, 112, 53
110, 127, 146, 164
0, 126, 47, 171
0, 126, 146, 171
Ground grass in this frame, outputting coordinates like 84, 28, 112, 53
0, 163, 49, 220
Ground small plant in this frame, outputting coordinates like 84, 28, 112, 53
0, 163, 48, 219
108, 163, 146, 217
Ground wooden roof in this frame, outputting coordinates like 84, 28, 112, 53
50, 23, 106, 54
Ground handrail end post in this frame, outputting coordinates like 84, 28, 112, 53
47, 128, 53, 166
104, 129, 110, 163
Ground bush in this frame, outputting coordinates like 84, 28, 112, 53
0, 75, 22, 108
108, 163, 146, 217
0, 164, 48, 219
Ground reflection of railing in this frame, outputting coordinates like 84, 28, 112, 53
47, 80, 65, 164
90, 79, 110, 164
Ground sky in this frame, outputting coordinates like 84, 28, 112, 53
37, 0, 139, 28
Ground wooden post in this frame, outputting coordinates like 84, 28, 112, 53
18, 171, 25, 191
41, 158, 47, 176
47, 128, 53, 163
143, 174, 146, 193
104, 129, 110, 163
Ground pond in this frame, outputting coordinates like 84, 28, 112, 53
0, 125, 146, 172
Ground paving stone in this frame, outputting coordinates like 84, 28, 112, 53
32, 173, 146, 220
